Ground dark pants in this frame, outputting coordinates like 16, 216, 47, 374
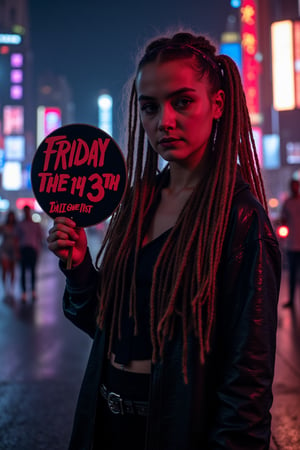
20, 246, 38, 293
287, 250, 300, 304
93, 364, 149, 450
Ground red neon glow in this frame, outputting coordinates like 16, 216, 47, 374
277, 225, 289, 238
16, 198, 38, 210
0, 45, 9, 54
44, 107, 62, 137
241, 0, 261, 125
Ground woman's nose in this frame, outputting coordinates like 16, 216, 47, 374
158, 105, 176, 131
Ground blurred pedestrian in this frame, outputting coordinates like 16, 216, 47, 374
17, 205, 43, 302
0, 210, 19, 296
281, 178, 300, 308
47, 30, 281, 449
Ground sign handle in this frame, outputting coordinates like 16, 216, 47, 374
66, 215, 74, 269
67, 246, 73, 270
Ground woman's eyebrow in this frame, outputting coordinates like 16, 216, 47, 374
138, 87, 196, 102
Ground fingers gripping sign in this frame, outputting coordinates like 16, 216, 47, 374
31, 124, 127, 268
47, 216, 88, 268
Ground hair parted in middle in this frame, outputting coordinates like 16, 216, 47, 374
95, 31, 267, 383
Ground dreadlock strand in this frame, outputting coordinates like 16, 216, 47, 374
221, 54, 267, 211
127, 82, 138, 181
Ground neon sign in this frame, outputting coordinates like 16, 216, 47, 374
0, 34, 22, 45
241, 0, 261, 125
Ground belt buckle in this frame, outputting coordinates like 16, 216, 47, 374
107, 391, 124, 415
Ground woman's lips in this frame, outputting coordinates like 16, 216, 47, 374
158, 137, 181, 146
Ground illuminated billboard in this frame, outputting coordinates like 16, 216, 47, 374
2, 161, 22, 190
262, 134, 280, 169
220, 42, 242, 73
293, 21, 300, 109
0, 34, 22, 45
271, 21, 295, 111
220, 32, 242, 74
3, 105, 24, 134
4, 135, 25, 160
286, 142, 300, 164
37, 106, 62, 145
241, 0, 262, 125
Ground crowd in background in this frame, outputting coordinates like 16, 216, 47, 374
0, 205, 44, 302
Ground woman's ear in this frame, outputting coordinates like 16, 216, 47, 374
213, 89, 225, 119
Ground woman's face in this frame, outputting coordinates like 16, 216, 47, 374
136, 59, 224, 170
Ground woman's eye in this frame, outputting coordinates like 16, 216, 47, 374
140, 103, 158, 114
174, 97, 193, 109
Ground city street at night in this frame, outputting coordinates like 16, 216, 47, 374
0, 231, 299, 449
1, 0, 300, 449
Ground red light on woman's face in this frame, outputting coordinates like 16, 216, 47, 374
277, 225, 289, 238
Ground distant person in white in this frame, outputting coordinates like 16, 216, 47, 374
17, 205, 43, 302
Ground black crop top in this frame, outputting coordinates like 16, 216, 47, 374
112, 228, 171, 365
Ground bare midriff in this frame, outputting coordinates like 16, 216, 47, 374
110, 352, 151, 374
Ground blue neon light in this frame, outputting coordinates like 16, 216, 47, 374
231, 0, 241, 7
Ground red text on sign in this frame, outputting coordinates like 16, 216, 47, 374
38, 172, 121, 203
42, 135, 110, 171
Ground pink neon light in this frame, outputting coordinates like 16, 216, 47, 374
10, 85, 23, 100
11, 69, 23, 83
10, 53, 23, 68
3, 105, 24, 134
44, 107, 62, 136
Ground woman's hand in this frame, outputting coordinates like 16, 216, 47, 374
47, 217, 87, 267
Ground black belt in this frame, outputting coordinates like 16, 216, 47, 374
100, 384, 148, 416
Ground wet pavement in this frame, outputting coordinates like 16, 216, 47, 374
0, 232, 299, 450
0, 235, 95, 450
270, 270, 300, 450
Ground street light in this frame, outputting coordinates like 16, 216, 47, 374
98, 93, 113, 136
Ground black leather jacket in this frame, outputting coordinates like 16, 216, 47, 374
61, 176, 281, 450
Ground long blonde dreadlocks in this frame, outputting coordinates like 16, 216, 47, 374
95, 32, 267, 384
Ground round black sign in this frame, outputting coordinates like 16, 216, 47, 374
31, 123, 127, 227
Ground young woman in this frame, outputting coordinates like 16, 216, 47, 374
47, 31, 281, 450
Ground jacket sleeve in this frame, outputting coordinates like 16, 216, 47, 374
60, 248, 99, 339
209, 206, 281, 449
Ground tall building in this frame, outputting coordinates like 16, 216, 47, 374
0, 0, 75, 213
222, 0, 300, 222
0, 0, 35, 207
257, 0, 300, 210
36, 71, 75, 147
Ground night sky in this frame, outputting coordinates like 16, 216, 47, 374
28, 0, 233, 143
